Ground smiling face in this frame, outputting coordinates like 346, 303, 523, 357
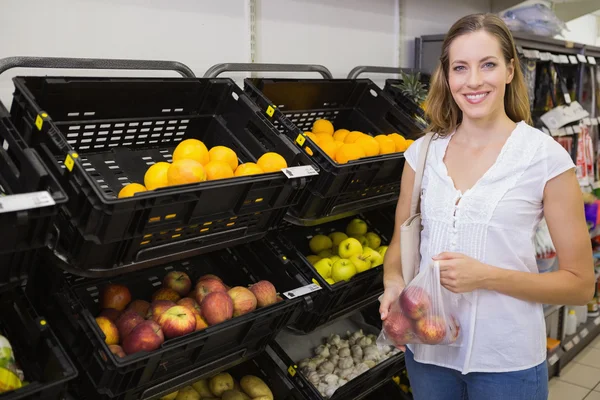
447, 30, 515, 123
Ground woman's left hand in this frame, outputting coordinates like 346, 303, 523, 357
433, 252, 492, 293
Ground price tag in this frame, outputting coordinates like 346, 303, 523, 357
564, 341, 574, 351
569, 55, 579, 64
0, 191, 56, 214
540, 52, 552, 61
584, 118, 592, 125
573, 335, 581, 345
577, 54, 588, 63
560, 55, 570, 64
282, 165, 318, 179
283, 283, 321, 299
581, 328, 589, 338
594, 316, 600, 325
551, 54, 561, 63
548, 353, 560, 365
564, 93, 572, 104
593, 119, 599, 126
573, 125, 582, 133
589, 57, 597, 65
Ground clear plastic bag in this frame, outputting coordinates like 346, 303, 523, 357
500, 3, 568, 38
377, 261, 461, 347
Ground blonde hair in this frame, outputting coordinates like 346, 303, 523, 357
425, 13, 532, 135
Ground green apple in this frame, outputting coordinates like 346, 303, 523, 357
338, 238, 363, 259
325, 278, 336, 285
306, 255, 321, 265
349, 254, 371, 273
314, 258, 333, 278
329, 255, 341, 264
365, 232, 381, 249
356, 235, 369, 248
346, 218, 368, 237
362, 247, 383, 267
331, 259, 358, 282
377, 246, 389, 260
309, 234, 333, 254
328, 232, 348, 248
318, 250, 335, 258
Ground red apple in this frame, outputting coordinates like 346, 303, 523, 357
109, 344, 126, 358
152, 287, 181, 303
163, 271, 192, 296
400, 286, 431, 320
383, 312, 416, 345
115, 310, 145, 339
194, 278, 227, 304
146, 300, 177, 322
177, 298, 202, 315
125, 300, 151, 318
157, 306, 196, 339
98, 308, 122, 322
415, 316, 447, 345
100, 284, 131, 311
122, 321, 164, 355
201, 292, 233, 326
196, 274, 223, 284
249, 281, 277, 308
228, 286, 257, 317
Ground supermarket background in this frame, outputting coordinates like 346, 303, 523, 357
1, 0, 600, 399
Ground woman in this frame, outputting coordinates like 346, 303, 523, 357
380, 13, 595, 400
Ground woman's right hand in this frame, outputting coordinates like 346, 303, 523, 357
379, 283, 404, 321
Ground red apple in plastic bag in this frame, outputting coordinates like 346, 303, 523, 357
383, 312, 416, 344
415, 315, 447, 344
400, 286, 431, 320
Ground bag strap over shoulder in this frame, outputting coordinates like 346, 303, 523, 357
410, 132, 435, 215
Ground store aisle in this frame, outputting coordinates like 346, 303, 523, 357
550, 335, 600, 400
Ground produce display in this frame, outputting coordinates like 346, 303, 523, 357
305, 119, 414, 164
118, 139, 289, 198
307, 218, 389, 284
94, 272, 280, 356
0, 335, 25, 394
297, 329, 400, 398
160, 372, 274, 400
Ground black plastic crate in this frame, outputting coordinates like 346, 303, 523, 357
0, 102, 67, 288
383, 75, 430, 123
26, 247, 309, 398
9, 76, 314, 273
238, 211, 393, 333
0, 288, 77, 400
244, 77, 424, 222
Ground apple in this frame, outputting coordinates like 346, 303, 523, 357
152, 287, 181, 303
383, 312, 416, 344
325, 278, 336, 285
196, 274, 223, 284
377, 246, 389, 260
125, 300, 151, 318
95, 316, 119, 345
194, 312, 209, 331
201, 292, 234, 325
194, 278, 227, 304
249, 280, 277, 308
400, 286, 432, 320
415, 316, 447, 345
146, 300, 177, 322
349, 254, 371, 273
346, 218, 367, 237
157, 306, 196, 339
228, 286, 257, 317
362, 247, 383, 268
331, 259, 357, 282
122, 320, 164, 355
317, 250, 335, 258
338, 238, 363, 259
98, 308, 122, 322
314, 258, 333, 279
100, 284, 131, 311
309, 234, 333, 254
365, 232, 382, 249
108, 344, 126, 358
330, 255, 341, 263
306, 255, 321, 265
177, 297, 202, 314
115, 310, 145, 339
355, 235, 369, 248
328, 232, 348, 248
163, 271, 192, 296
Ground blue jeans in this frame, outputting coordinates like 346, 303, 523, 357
404, 348, 548, 400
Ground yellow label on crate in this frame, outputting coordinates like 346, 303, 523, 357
288, 365, 296, 377
312, 278, 321, 287
35, 115, 43, 131
64, 154, 76, 172
296, 134, 306, 146
266, 105, 276, 117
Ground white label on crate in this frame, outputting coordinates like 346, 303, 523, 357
594, 316, 600, 326
282, 165, 318, 179
584, 118, 593, 125
577, 54, 588, 63
550, 129, 561, 137
573, 335, 581, 345
560, 55, 570, 64
540, 52, 552, 61
0, 191, 55, 214
569, 55, 579, 64
283, 283, 321, 299
564, 93, 572, 104
548, 353, 560, 365
581, 328, 589, 338
589, 57, 597, 65
564, 341, 574, 351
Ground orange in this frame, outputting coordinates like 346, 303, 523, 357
95, 317, 119, 345
208, 146, 238, 171
405, 139, 415, 148
118, 183, 146, 198
235, 162, 264, 177
355, 135, 380, 157
315, 134, 335, 146
344, 131, 365, 144
333, 129, 350, 142
257, 152, 288, 173
167, 159, 206, 186
334, 141, 345, 151
305, 132, 318, 143
388, 133, 408, 152
374, 135, 395, 155
172, 139, 209, 165
312, 119, 334, 135
335, 143, 366, 164
144, 162, 171, 190
319, 141, 338, 160
204, 160, 234, 180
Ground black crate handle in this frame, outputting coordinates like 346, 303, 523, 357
204, 63, 333, 79
0, 56, 196, 77
347, 65, 426, 79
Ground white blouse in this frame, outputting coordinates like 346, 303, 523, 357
404, 121, 575, 374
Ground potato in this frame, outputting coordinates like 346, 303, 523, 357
252, 397, 272, 400
209, 373, 234, 397
160, 392, 178, 400
221, 389, 251, 400
175, 386, 200, 400
240, 375, 273, 400
191, 379, 212, 397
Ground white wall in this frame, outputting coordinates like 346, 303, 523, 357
559, 14, 599, 46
